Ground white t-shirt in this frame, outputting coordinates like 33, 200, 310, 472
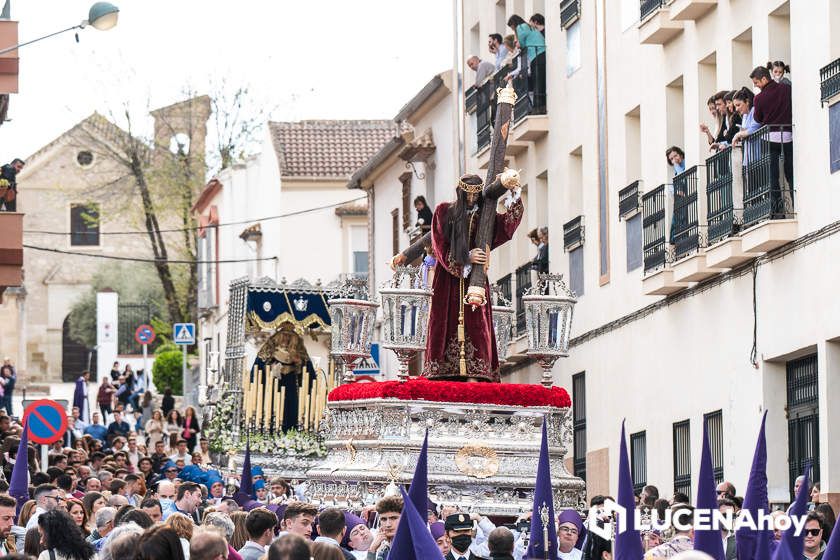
559, 547, 583, 560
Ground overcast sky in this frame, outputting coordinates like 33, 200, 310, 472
0, 0, 454, 161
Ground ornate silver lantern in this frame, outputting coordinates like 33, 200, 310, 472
491, 285, 515, 362
328, 277, 379, 384
522, 274, 577, 387
379, 266, 433, 381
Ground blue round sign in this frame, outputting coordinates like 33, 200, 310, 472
135, 324, 156, 345
23, 400, 67, 445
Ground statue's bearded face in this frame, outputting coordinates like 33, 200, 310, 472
466, 191, 479, 206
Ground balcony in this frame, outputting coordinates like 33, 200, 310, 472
820, 58, 840, 106
0, 211, 23, 290
563, 215, 585, 251
739, 125, 797, 252
472, 51, 548, 155
639, 0, 684, 45
619, 180, 642, 220
560, 0, 581, 29
669, 165, 723, 282
668, 0, 717, 21
642, 185, 688, 295
0, 20, 19, 94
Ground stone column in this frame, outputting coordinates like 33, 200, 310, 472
818, 340, 840, 512
96, 290, 118, 381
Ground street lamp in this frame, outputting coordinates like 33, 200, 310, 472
0, 2, 119, 56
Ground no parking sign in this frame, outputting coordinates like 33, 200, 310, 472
23, 400, 68, 445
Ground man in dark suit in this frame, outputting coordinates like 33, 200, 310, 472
445, 513, 488, 560
0, 158, 24, 212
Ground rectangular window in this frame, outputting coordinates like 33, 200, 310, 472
391, 209, 399, 255
704, 410, 724, 483
70, 203, 100, 246
830, 102, 840, 173
786, 354, 820, 499
198, 227, 216, 309
566, 21, 581, 76
400, 172, 412, 231
630, 430, 647, 493
673, 420, 691, 497
350, 225, 368, 278
569, 246, 584, 296
573, 372, 587, 481
626, 214, 643, 271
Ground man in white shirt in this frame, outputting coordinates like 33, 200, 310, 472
25, 484, 64, 531
169, 440, 193, 465
488, 33, 509, 70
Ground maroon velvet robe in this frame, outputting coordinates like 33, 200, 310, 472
422, 197, 524, 382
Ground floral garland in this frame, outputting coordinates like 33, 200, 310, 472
328, 378, 571, 408
204, 396, 326, 456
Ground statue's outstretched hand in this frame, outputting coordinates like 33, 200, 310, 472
389, 253, 407, 270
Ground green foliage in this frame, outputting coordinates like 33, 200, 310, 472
152, 350, 183, 395
154, 341, 179, 355
67, 262, 168, 348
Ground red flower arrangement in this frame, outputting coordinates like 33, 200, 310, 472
328, 378, 571, 409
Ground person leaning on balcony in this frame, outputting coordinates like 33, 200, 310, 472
467, 56, 496, 87
529, 13, 545, 36
0, 158, 24, 212
666, 146, 686, 177
751, 65, 794, 207
729, 88, 761, 160
700, 91, 730, 148
488, 33, 508, 71
508, 14, 546, 113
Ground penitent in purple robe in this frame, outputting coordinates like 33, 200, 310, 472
422, 196, 523, 382
73, 376, 89, 423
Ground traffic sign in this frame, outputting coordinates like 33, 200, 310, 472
23, 400, 68, 445
135, 324, 156, 345
354, 342, 380, 375
173, 322, 196, 345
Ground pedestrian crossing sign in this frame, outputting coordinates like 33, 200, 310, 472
173, 322, 196, 345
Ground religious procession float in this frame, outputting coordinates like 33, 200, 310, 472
203, 84, 586, 517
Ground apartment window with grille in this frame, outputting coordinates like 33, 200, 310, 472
626, 214, 643, 271
70, 203, 100, 246
630, 430, 647, 493
786, 354, 820, 499
704, 410, 724, 483
673, 420, 691, 497
830, 102, 840, 173
569, 246, 584, 296
572, 372, 586, 480
400, 172, 412, 231
391, 208, 399, 255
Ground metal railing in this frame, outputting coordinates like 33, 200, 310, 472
820, 58, 840, 105
671, 166, 700, 260
560, 0, 581, 29
742, 125, 794, 229
673, 420, 692, 498
618, 180, 642, 220
496, 273, 512, 305
706, 146, 735, 245
563, 215, 585, 250
465, 85, 478, 113
515, 262, 532, 334
475, 79, 496, 152
642, 184, 668, 274
640, 0, 664, 20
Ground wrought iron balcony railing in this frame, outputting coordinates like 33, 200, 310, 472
515, 262, 532, 334
560, 0, 581, 29
820, 58, 840, 105
642, 184, 668, 274
563, 215, 585, 251
671, 166, 700, 260
618, 180, 642, 220
640, 0, 665, 20
741, 125, 795, 229
465, 85, 478, 114
706, 146, 736, 245
496, 273, 513, 306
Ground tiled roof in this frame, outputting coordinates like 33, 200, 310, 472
269, 120, 396, 179
334, 199, 368, 216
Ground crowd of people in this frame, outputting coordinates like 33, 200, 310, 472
467, 13, 547, 114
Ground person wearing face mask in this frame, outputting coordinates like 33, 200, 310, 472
155, 480, 177, 519
445, 513, 488, 560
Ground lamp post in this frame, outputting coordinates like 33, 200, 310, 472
379, 266, 432, 381
523, 274, 577, 387
0, 2, 119, 56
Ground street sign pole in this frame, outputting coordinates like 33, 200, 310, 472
40, 444, 47, 473
182, 344, 187, 398
143, 344, 149, 390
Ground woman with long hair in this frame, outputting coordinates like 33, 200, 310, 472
18, 500, 36, 528
135, 526, 186, 560
507, 13, 546, 113
413, 195, 434, 232
65, 498, 90, 538
164, 409, 182, 442
37, 509, 95, 560
24, 527, 44, 558
81, 492, 105, 523
181, 406, 200, 452
229, 511, 249, 551
137, 456, 155, 485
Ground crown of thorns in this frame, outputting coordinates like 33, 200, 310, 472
458, 177, 484, 193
